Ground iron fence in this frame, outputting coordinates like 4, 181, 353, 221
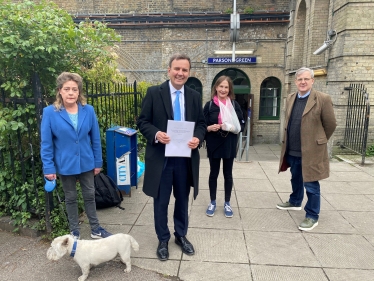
0, 73, 143, 232
342, 84, 371, 165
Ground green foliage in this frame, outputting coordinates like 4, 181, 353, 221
243, 7, 255, 14
0, 0, 121, 238
0, 0, 120, 98
225, 8, 233, 14
83, 48, 127, 84
135, 81, 152, 161
366, 144, 374, 156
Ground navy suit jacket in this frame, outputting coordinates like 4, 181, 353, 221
137, 80, 206, 199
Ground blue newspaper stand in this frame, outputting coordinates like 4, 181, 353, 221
106, 126, 137, 196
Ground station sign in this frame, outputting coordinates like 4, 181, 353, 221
207, 57, 257, 64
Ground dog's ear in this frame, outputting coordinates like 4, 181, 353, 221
62, 237, 69, 246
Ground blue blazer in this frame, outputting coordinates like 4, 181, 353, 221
41, 103, 103, 175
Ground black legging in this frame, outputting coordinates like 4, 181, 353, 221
208, 157, 234, 202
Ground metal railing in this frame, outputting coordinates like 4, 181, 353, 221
342, 84, 371, 165
236, 114, 251, 161
0, 73, 143, 231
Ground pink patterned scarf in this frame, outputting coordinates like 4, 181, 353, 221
213, 96, 227, 124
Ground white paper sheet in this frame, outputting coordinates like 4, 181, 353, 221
165, 120, 195, 157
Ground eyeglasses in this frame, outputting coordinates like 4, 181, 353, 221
296, 78, 312, 82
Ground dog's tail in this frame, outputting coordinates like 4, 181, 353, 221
129, 235, 139, 252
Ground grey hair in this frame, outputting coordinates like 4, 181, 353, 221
295, 67, 314, 79
168, 53, 191, 69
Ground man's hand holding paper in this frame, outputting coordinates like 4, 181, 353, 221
165, 120, 195, 157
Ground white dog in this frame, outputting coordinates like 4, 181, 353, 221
47, 233, 139, 281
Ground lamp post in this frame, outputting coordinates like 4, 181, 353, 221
230, 0, 240, 62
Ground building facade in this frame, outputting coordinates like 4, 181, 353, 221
42, 0, 374, 145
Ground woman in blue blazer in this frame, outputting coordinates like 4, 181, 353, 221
41, 72, 111, 239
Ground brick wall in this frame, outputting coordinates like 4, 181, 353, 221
284, 0, 374, 145
11, 0, 373, 145
48, 0, 291, 13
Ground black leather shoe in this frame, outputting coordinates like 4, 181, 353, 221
156, 241, 169, 261
175, 236, 195, 255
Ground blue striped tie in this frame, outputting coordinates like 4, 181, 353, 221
174, 90, 181, 121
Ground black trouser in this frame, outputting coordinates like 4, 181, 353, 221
154, 157, 190, 242
208, 157, 234, 202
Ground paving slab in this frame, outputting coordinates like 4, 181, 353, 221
182, 228, 249, 263
324, 268, 374, 281
304, 233, 374, 269
322, 193, 374, 211
236, 191, 281, 208
320, 181, 361, 194
251, 265, 328, 281
233, 168, 268, 179
96, 203, 144, 225
179, 261, 252, 281
132, 257, 180, 277
234, 178, 276, 192
326, 171, 374, 182
339, 211, 374, 234
245, 231, 321, 267
1, 145, 373, 281
347, 181, 374, 194
240, 208, 299, 232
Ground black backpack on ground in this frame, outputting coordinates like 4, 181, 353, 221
94, 173, 124, 210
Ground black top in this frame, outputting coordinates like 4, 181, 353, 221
203, 100, 245, 158
287, 95, 309, 157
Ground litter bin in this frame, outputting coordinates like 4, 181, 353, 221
106, 126, 138, 195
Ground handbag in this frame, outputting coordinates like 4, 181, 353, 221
218, 98, 241, 134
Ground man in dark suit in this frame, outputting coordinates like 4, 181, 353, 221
137, 53, 206, 261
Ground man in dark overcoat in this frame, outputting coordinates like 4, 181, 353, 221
137, 53, 206, 261
277, 67, 337, 231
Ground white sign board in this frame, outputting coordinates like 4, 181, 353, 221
116, 152, 131, 185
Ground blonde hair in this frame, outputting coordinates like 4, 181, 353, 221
53, 72, 87, 110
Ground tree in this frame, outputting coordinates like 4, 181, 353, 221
0, 0, 122, 236
0, 0, 120, 97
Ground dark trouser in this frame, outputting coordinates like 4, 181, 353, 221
287, 154, 321, 220
154, 157, 190, 242
208, 157, 234, 202
60, 170, 100, 232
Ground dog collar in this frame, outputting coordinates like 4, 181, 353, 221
70, 239, 78, 257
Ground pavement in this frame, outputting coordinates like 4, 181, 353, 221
1, 144, 374, 281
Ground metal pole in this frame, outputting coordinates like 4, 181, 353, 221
361, 91, 370, 165
246, 117, 250, 161
232, 0, 236, 62
237, 131, 243, 161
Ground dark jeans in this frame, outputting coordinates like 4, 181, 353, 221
287, 154, 321, 220
60, 170, 100, 232
208, 157, 234, 202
